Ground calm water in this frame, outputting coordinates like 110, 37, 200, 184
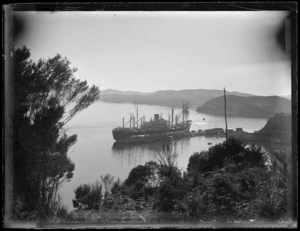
60, 102, 268, 210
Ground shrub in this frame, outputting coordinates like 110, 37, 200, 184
186, 138, 268, 185
56, 205, 69, 219
156, 165, 187, 211
101, 174, 115, 198
181, 165, 288, 221
73, 181, 103, 210
123, 161, 159, 199
110, 177, 122, 195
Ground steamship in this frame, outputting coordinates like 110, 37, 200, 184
112, 107, 192, 143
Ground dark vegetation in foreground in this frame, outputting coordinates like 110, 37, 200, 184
11, 46, 100, 221
64, 138, 290, 224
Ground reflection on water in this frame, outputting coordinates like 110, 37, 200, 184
110, 136, 224, 173
111, 138, 192, 170
112, 137, 191, 153
111, 141, 160, 168
112, 141, 163, 152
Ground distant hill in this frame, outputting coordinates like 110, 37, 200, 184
254, 113, 292, 143
196, 95, 291, 118
99, 89, 254, 108
101, 89, 149, 96
281, 94, 291, 100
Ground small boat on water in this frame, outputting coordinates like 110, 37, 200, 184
208, 142, 212, 145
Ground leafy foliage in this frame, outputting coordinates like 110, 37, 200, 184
56, 205, 69, 219
157, 138, 178, 168
156, 166, 186, 211
123, 161, 159, 199
12, 46, 100, 217
186, 138, 267, 177
101, 174, 115, 198
70, 138, 289, 222
153, 138, 189, 211
125, 161, 159, 187
110, 177, 122, 195
182, 166, 288, 221
73, 181, 103, 210
182, 138, 288, 221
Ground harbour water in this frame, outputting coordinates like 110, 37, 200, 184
59, 101, 268, 210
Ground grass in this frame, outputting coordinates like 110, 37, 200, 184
54, 208, 194, 224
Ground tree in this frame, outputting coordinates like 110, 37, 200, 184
182, 138, 288, 221
155, 138, 187, 211
100, 174, 115, 198
73, 182, 103, 210
156, 165, 185, 211
124, 161, 159, 199
186, 151, 208, 188
157, 138, 178, 169
186, 138, 267, 178
12, 46, 100, 216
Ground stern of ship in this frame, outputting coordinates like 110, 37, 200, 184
112, 128, 132, 141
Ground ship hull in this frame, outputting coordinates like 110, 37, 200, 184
113, 131, 188, 143
112, 122, 191, 142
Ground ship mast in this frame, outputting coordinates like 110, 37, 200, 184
171, 108, 174, 126
182, 102, 184, 123
224, 88, 228, 140
131, 113, 135, 128
136, 105, 139, 129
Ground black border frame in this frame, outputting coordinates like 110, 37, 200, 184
3, 2, 298, 228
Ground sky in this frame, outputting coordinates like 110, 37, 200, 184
14, 11, 291, 96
